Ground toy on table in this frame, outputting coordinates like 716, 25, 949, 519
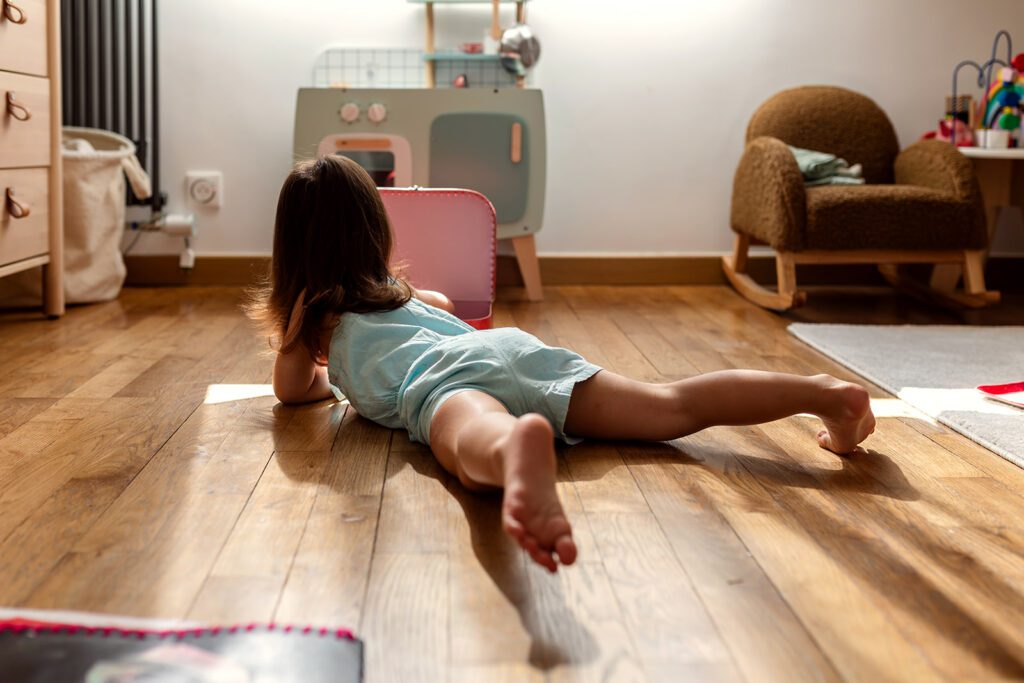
923, 94, 976, 146
922, 117, 975, 147
981, 65, 1024, 133
943, 30, 1024, 147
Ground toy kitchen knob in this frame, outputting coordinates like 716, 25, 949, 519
339, 102, 360, 124
367, 102, 387, 124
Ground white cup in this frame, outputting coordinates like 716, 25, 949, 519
977, 129, 1010, 149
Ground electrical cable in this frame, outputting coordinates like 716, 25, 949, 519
121, 212, 167, 255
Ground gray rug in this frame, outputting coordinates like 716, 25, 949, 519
788, 324, 1024, 469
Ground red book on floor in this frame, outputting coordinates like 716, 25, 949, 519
977, 381, 1024, 409
0, 617, 362, 682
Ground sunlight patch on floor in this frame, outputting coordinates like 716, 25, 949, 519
796, 398, 940, 422
897, 387, 1021, 418
868, 398, 935, 421
801, 392, 1016, 423
203, 383, 276, 405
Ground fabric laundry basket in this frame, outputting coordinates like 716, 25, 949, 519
0, 127, 151, 306
60, 127, 151, 302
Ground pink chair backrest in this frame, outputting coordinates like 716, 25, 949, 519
380, 188, 496, 325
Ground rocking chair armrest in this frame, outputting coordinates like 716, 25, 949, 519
730, 136, 807, 251
895, 139, 980, 202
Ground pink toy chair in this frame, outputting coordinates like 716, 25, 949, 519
380, 188, 496, 329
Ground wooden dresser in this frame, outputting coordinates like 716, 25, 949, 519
0, 0, 63, 316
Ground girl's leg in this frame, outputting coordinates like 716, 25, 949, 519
429, 391, 577, 572
563, 370, 874, 453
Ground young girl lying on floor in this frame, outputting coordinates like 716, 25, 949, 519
250, 156, 876, 573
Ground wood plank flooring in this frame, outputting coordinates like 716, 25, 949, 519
1, 285, 1023, 682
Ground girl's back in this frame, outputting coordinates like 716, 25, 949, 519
327, 296, 599, 447
327, 297, 473, 431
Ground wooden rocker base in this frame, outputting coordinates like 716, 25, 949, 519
878, 264, 1000, 309
722, 253, 807, 311
722, 234, 1000, 311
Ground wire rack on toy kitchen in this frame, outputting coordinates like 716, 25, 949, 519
313, 48, 518, 89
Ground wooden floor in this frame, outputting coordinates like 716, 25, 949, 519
1, 285, 1024, 682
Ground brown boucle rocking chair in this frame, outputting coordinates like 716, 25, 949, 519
724, 85, 999, 310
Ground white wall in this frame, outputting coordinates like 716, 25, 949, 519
149, 0, 1024, 257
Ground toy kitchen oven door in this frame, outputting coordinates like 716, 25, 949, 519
294, 88, 546, 300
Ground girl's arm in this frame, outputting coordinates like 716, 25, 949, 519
272, 295, 334, 404
413, 288, 455, 314
273, 347, 333, 404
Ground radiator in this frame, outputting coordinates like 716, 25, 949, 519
60, 0, 163, 210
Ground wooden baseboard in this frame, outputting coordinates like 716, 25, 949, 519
493, 255, 893, 287
124, 254, 1024, 289
125, 255, 270, 286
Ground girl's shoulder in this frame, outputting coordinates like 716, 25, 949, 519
334, 297, 468, 333
332, 300, 416, 333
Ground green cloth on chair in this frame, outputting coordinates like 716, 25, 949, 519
789, 145, 865, 186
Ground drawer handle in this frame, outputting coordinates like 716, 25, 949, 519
510, 122, 522, 164
2, 1, 26, 24
5, 92, 30, 121
5, 188, 30, 219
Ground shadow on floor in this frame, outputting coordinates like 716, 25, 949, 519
614, 435, 1024, 676
401, 448, 600, 672
577, 437, 920, 502
781, 288, 1024, 326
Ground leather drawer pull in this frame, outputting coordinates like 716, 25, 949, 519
2, 1, 26, 24
5, 188, 30, 219
5, 92, 30, 121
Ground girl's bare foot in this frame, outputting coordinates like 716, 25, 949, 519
816, 378, 876, 454
499, 414, 577, 572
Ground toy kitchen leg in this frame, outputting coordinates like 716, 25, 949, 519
511, 234, 543, 301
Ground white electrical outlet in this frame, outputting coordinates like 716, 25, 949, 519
185, 171, 223, 209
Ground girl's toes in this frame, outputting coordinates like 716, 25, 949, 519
521, 535, 544, 557
817, 430, 851, 455
554, 535, 577, 566
503, 516, 525, 540
528, 545, 556, 571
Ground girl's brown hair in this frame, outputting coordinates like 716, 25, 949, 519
247, 155, 411, 361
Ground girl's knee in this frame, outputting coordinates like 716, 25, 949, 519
428, 439, 493, 491
666, 382, 705, 435
455, 463, 497, 492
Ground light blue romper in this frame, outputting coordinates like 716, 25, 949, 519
327, 298, 602, 445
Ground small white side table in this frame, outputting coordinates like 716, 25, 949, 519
958, 146, 1024, 241
934, 146, 1024, 289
